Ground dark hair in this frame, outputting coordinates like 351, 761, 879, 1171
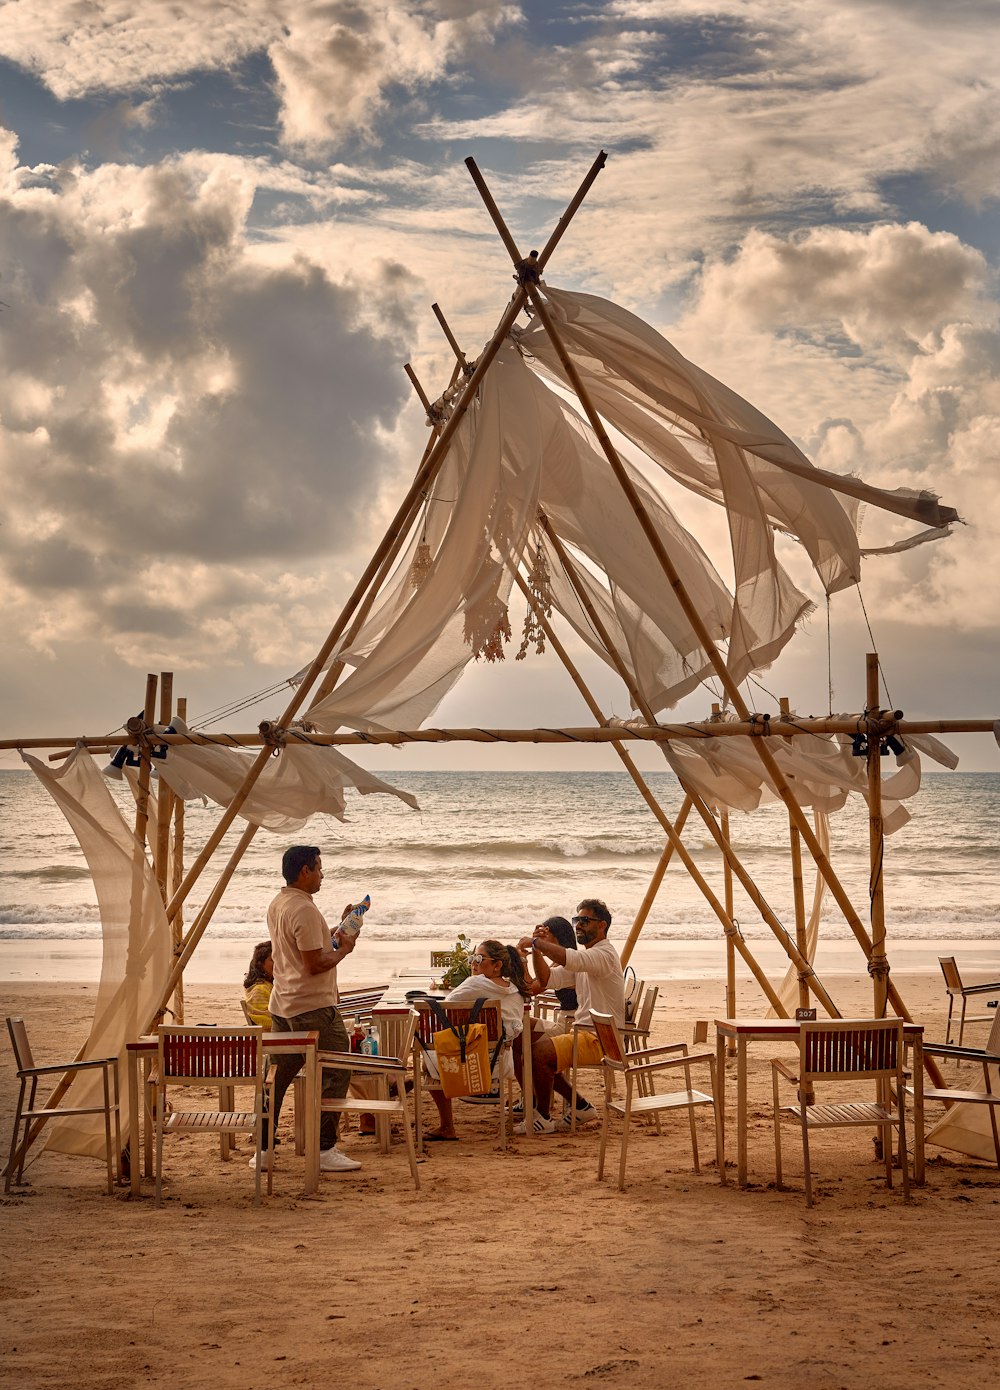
479, 938, 532, 1000
282, 845, 320, 885
244, 941, 272, 989
543, 916, 578, 1012
577, 897, 612, 929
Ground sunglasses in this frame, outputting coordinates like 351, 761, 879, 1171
572, 915, 601, 926
470, 953, 487, 964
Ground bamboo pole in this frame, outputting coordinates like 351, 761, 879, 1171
620, 801, 693, 967
539, 515, 834, 1016
780, 697, 810, 1013
23, 712, 1000, 759
867, 654, 889, 1018
154, 671, 174, 906
720, 809, 737, 1036
170, 696, 187, 1023
154, 149, 607, 937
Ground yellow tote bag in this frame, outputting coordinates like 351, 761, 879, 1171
429, 999, 493, 1099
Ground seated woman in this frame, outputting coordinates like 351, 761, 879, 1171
243, 941, 274, 1028
527, 916, 578, 1030
424, 939, 531, 1141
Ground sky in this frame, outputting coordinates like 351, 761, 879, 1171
0, 0, 998, 774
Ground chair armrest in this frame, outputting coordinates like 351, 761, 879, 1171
770, 1057, 798, 1084
318, 1051, 406, 1071
923, 1043, 1000, 1065
624, 1043, 689, 1061
959, 982, 1000, 996
17, 1056, 118, 1078
628, 1049, 714, 1075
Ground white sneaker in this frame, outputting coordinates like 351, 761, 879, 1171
513, 1114, 556, 1136
248, 1148, 273, 1170
320, 1145, 362, 1173
560, 1101, 598, 1127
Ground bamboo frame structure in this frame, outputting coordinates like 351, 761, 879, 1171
10, 146, 984, 1179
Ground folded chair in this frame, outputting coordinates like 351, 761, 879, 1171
590, 1010, 723, 1191
153, 1025, 271, 1206
5, 1016, 122, 1195
772, 1018, 909, 1207
938, 957, 1000, 1046
317, 1012, 420, 1190
910, 1007, 1000, 1169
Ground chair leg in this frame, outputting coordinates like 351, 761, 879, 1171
882, 1119, 893, 1190
252, 1115, 262, 1207
988, 1104, 1000, 1170
618, 1082, 633, 1191
102, 1064, 114, 1196
154, 1090, 165, 1206
6, 1081, 27, 1193
772, 1072, 783, 1188
801, 1112, 813, 1207
597, 1081, 610, 1182
219, 1083, 235, 1160
897, 1099, 910, 1202
710, 1057, 725, 1185
945, 994, 955, 1046
400, 1094, 421, 1191
570, 1034, 579, 1134
112, 1061, 123, 1185
958, 997, 968, 1048
685, 1060, 699, 1173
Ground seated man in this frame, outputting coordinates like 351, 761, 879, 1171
514, 897, 625, 1134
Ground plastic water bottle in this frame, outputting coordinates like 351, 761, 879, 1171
339, 894, 371, 940
361, 1025, 379, 1057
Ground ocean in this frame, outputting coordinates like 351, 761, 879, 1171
1, 767, 998, 983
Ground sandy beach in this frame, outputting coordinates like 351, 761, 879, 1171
2, 966, 998, 1390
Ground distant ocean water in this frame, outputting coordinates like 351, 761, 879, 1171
1, 767, 998, 952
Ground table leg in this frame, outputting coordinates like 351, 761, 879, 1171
142, 1056, 153, 1178
911, 1036, 925, 1186
522, 1022, 534, 1140
715, 1029, 727, 1173
127, 1050, 141, 1198
303, 1044, 318, 1195
737, 1037, 748, 1188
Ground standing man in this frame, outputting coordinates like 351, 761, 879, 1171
514, 897, 625, 1134
263, 844, 361, 1173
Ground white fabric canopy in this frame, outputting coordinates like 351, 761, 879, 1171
155, 718, 419, 831
22, 748, 172, 1158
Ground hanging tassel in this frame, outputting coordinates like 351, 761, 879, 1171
408, 540, 433, 590
464, 595, 512, 663
516, 545, 553, 660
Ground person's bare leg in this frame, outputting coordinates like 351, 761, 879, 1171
427, 1088, 458, 1139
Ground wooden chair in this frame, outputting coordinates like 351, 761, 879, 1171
566, 998, 659, 1129
153, 1025, 271, 1206
430, 951, 452, 970
590, 1010, 723, 1191
412, 1000, 508, 1147
316, 1013, 420, 1190
909, 1007, 1000, 1169
772, 1019, 909, 1207
938, 957, 1000, 1046
5, 1017, 122, 1195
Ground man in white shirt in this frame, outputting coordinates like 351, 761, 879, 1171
515, 897, 625, 1135
264, 844, 362, 1174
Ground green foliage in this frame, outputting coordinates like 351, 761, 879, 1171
438, 932, 474, 989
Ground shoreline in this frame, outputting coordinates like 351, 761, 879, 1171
2, 933, 997, 986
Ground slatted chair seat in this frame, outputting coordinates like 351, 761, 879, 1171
591, 1010, 724, 1191
772, 1018, 910, 1207
153, 1025, 271, 1206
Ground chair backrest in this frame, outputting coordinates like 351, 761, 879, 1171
634, 985, 659, 1033
413, 1000, 503, 1048
939, 956, 962, 993
430, 951, 451, 969
800, 1019, 903, 1083
6, 1016, 34, 1074
985, 1007, 1000, 1055
240, 1000, 255, 1026
157, 1025, 263, 1081
591, 1011, 627, 1067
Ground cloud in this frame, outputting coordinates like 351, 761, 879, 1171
0, 133, 414, 670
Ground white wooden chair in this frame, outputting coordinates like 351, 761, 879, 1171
317, 1012, 420, 1189
5, 1016, 122, 1195
590, 1010, 723, 1191
938, 957, 1000, 1046
772, 1018, 909, 1207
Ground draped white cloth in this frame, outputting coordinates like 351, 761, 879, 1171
22, 748, 172, 1158
154, 718, 419, 832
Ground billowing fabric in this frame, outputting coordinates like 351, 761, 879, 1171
154, 718, 418, 832
21, 748, 172, 1158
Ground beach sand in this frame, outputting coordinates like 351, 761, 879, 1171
2, 969, 997, 1390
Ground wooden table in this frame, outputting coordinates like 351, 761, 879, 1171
126, 1030, 320, 1197
714, 1018, 925, 1188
